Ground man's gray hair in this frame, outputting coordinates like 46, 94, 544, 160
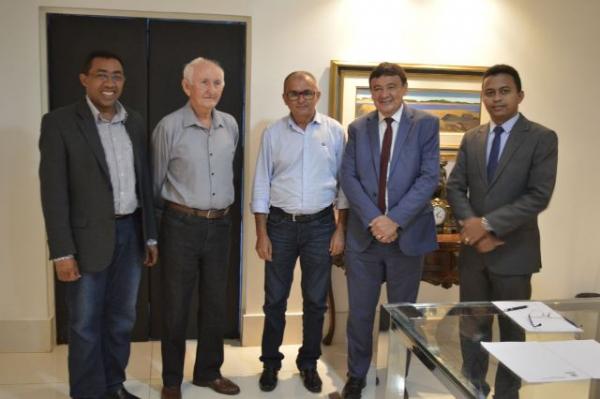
182, 57, 223, 83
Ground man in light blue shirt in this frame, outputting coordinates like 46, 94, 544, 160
251, 71, 348, 394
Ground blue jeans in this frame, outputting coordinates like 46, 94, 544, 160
66, 214, 143, 398
260, 208, 335, 370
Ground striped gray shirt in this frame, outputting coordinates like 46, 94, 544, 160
86, 96, 138, 215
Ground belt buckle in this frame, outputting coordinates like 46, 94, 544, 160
207, 209, 214, 219
291, 213, 297, 222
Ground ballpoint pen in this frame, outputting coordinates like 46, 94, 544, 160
505, 305, 528, 312
562, 316, 580, 328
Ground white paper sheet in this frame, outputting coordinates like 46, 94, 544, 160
482, 340, 600, 383
546, 340, 600, 379
492, 301, 582, 333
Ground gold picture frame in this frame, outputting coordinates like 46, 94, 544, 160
328, 61, 489, 151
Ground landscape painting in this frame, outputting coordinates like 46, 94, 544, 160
354, 87, 481, 133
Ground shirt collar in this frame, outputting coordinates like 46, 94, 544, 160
85, 95, 127, 123
490, 112, 520, 135
287, 111, 322, 131
378, 104, 404, 124
183, 102, 224, 129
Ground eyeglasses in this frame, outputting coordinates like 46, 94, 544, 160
528, 311, 579, 328
285, 90, 316, 101
90, 72, 125, 83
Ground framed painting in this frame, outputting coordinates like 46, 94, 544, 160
328, 61, 489, 151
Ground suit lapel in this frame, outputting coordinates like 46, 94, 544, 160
489, 115, 530, 188
388, 105, 412, 174
75, 99, 110, 179
367, 112, 381, 178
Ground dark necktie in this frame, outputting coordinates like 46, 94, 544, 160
378, 117, 394, 213
487, 125, 505, 182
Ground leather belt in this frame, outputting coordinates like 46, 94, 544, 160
167, 201, 230, 219
115, 209, 138, 219
269, 205, 332, 223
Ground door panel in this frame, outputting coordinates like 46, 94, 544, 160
47, 13, 149, 343
46, 13, 245, 343
147, 19, 246, 339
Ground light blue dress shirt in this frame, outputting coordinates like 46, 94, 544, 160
251, 112, 348, 215
486, 112, 521, 164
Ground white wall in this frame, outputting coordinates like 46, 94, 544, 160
1, 0, 599, 351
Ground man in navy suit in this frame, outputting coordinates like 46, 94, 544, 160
340, 62, 439, 398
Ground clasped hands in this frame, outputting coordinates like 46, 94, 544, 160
459, 217, 504, 253
370, 215, 399, 244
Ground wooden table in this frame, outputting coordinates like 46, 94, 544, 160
422, 233, 461, 289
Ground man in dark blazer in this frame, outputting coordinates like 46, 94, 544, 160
447, 64, 558, 398
39, 51, 158, 399
340, 62, 440, 399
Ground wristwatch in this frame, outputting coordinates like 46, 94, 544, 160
481, 217, 493, 232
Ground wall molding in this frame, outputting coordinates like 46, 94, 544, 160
0, 316, 54, 353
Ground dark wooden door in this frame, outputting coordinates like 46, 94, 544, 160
46, 13, 245, 343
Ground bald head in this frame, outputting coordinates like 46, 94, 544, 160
283, 71, 318, 93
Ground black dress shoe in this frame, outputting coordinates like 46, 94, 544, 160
342, 376, 366, 399
104, 387, 140, 399
300, 368, 322, 393
259, 367, 278, 391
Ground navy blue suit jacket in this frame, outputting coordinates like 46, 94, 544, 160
340, 106, 439, 256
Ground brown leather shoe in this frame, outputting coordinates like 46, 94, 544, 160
193, 377, 240, 395
160, 386, 181, 399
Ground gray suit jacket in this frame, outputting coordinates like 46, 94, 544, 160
447, 113, 558, 275
39, 99, 157, 273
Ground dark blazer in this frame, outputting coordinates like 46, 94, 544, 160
39, 99, 157, 273
340, 106, 440, 256
447, 114, 558, 275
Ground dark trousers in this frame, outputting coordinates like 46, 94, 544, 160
66, 214, 143, 398
459, 263, 532, 399
260, 209, 335, 370
159, 207, 231, 387
345, 241, 424, 379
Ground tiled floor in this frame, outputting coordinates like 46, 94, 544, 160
0, 340, 452, 398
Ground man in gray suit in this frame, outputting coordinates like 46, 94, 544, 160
447, 64, 558, 398
39, 51, 158, 399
